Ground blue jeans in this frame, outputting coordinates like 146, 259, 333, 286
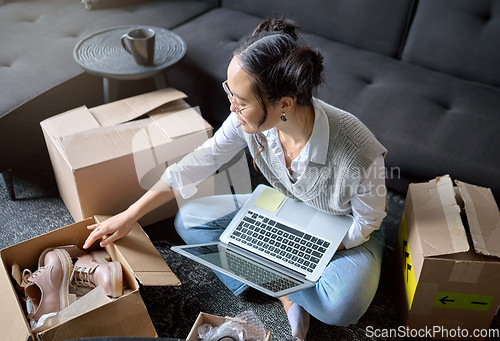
174, 194, 385, 326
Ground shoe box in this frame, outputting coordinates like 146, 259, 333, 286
187, 312, 272, 341
0, 215, 180, 341
40, 88, 214, 227
397, 175, 500, 339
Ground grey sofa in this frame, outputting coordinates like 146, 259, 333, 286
1, 0, 499, 201
165, 0, 500, 198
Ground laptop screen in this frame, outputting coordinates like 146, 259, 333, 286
175, 243, 310, 295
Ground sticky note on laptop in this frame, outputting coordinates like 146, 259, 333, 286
254, 187, 286, 213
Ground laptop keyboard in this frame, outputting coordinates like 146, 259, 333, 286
229, 210, 331, 273
226, 250, 301, 292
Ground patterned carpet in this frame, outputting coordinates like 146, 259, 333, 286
1, 170, 498, 341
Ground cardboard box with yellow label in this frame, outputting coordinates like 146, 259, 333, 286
398, 175, 500, 339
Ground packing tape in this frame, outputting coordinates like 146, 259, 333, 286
435, 176, 469, 253
410, 282, 439, 316
449, 261, 483, 284
436, 318, 465, 330
456, 184, 488, 253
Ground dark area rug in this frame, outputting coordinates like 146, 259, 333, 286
1, 170, 498, 341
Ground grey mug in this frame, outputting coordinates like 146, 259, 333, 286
121, 28, 155, 66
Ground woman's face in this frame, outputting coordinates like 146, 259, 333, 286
225, 56, 283, 133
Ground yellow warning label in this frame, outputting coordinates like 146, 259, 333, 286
399, 213, 417, 309
434, 292, 493, 311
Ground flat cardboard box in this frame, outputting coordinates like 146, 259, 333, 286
187, 312, 271, 341
0, 215, 180, 341
40, 88, 213, 226
398, 175, 500, 339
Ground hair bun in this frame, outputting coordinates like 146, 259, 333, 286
309, 49, 324, 87
252, 18, 300, 41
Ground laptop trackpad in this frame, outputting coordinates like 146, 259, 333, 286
277, 199, 317, 227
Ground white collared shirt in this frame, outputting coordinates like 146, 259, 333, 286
262, 100, 330, 182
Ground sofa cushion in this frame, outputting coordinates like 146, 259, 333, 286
311, 34, 500, 196
402, 0, 500, 87
82, 0, 160, 10
221, 0, 416, 57
169, 8, 262, 128
168, 7, 500, 197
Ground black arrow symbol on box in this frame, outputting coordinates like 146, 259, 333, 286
471, 301, 488, 305
439, 296, 455, 305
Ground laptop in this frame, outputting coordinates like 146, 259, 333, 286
171, 184, 354, 297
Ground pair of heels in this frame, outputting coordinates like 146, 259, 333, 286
23, 245, 122, 322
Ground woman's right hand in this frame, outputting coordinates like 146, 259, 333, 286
82, 179, 176, 249
83, 210, 136, 249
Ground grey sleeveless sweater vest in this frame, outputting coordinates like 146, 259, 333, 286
238, 99, 387, 215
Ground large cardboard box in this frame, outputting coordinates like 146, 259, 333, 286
40, 88, 213, 226
187, 312, 272, 341
398, 175, 500, 339
0, 215, 180, 340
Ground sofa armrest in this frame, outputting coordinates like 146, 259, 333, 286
3, 0, 29, 3
82, 0, 218, 10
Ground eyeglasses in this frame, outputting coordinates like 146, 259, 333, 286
222, 80, 251, 115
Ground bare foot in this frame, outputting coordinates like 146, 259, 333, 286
278, 295, 294, 313
279, 295, 310, 340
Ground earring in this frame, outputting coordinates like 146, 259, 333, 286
281, 112, 287, 122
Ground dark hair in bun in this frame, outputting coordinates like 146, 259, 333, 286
234, 18, 324, 119
252, 17, 300, 41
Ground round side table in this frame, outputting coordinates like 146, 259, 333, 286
74, 26, 186, 103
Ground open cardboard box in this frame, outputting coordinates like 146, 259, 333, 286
398, 175, 500, 339
40, 88, 213, 227
0, 215, 180, 340
187, 312, 272, 341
